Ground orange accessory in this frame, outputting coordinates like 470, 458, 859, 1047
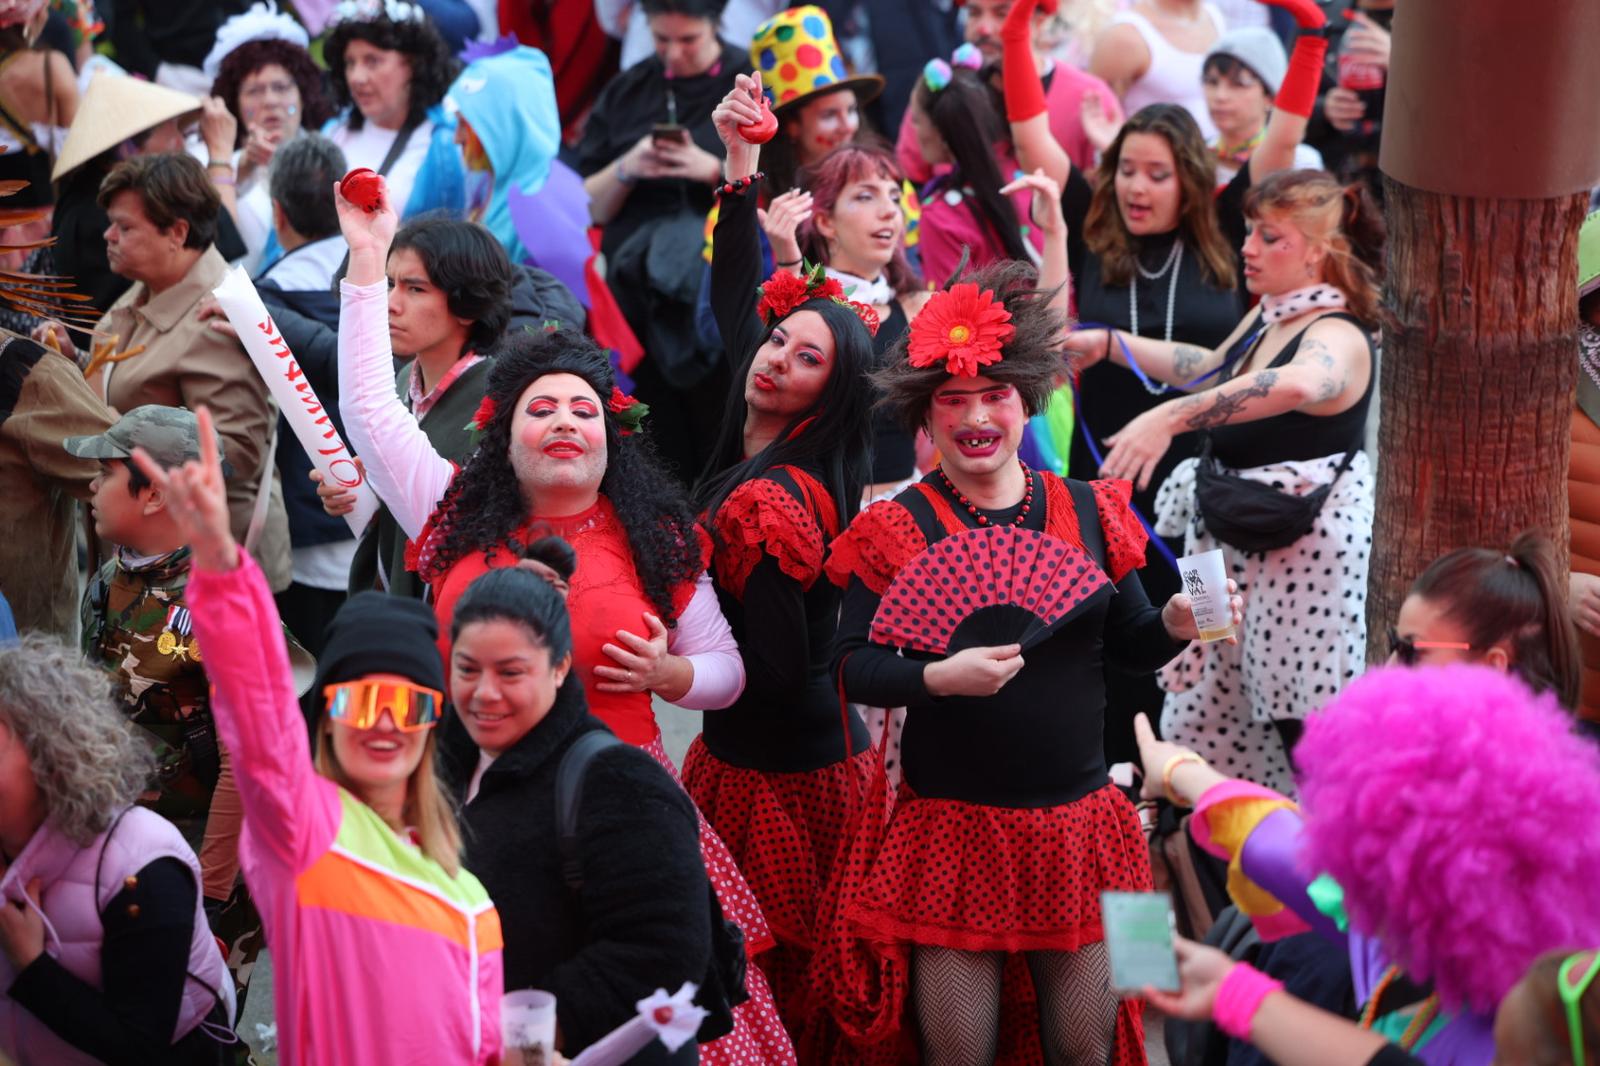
908, 283, 1015, 376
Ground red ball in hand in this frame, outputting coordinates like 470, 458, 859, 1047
339, 167, 384, 213
737, 97, 778, 144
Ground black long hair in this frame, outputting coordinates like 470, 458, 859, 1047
1409, 531, 1581, 711
451, 565, 573, 662
913, 66, 1031, 265
422, 330, 704, 624
695, 299, 874, 535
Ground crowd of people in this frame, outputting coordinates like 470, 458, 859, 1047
0, 0, 1596, 1064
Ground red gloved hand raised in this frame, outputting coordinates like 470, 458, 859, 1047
339, 167, 384, 212
1001, 0, 1053, 123
1260, 0, 1326, 30
738, 95, 778, 144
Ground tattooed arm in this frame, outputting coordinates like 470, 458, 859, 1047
1096, 316, 1369, 489
1062, 310, 1261, 388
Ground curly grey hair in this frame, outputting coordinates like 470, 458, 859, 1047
0, 633, 155, 846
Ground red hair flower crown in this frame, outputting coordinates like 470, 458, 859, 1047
607, 387, 650, 436
907, 282, 1015, 377
756, 262, 881, 337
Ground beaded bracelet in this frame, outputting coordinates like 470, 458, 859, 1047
717, 171, 765, 197
1212, 963, 1284, 1041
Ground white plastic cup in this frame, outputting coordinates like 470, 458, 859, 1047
1177, 548, 1235, 643
502, 989, 557, 1066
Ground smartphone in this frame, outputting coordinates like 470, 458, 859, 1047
1101, 891, 1180, 994
651, 123, 688, 147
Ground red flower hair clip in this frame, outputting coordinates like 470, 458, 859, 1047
466, 395, 497, 432
607, 386, 650, 436
907, 283, 1015, 377
756, 263, 881, 337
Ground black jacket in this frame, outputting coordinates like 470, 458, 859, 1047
438, 681, 708, 1063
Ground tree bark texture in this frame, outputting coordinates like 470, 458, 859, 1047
1365, 178, 1587, 663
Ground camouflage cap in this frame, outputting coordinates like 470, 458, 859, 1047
63, 404, 227, 472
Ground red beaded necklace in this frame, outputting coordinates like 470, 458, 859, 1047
935, 460, 1034, 527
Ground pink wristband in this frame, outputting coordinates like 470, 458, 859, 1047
1212, 962, 1284, 1041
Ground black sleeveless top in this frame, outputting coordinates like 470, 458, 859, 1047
869, 299, 915, 483
1208, 311, 1375, 468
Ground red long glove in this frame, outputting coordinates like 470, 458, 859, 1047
1262, 0, 1329, 118
1001, 0, 1057, 123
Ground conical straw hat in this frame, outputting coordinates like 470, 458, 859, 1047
52, 73, 202, 181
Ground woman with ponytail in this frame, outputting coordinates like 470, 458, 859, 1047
1393, 532, 1585, 724
1065, 167, 1385, 793
907, 51, 1039, 284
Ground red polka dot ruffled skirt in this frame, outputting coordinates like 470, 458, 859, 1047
683, 738, 881, 1048
642, 737, 798, 1066
813, 778, 1152, 1066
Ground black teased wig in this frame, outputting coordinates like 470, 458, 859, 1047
421, 330, 704, 625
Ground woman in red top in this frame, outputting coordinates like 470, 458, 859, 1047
685, 73, 881, 1056
335, 179, 798, 1065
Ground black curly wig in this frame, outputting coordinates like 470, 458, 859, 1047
873, 259, 1067, 432
325, 13, 460, 132
421, 329, 705, 625
212, 38, 336, 148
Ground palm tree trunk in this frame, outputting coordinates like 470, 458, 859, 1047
1364, 180, 1587, 661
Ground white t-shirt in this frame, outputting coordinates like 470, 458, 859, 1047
327, 116, 435, 217
1213, 141, 1325, 186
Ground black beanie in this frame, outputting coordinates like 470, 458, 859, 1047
310, 591, 447, 698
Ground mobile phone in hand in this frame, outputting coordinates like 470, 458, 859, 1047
1101, 891, 1180, 994
651, 123, 688, 147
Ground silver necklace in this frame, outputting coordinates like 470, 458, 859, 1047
1129, 238, 1184, 394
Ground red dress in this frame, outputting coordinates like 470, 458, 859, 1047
816, 472, 1165, 1066
683, 465, 880, 1054
412, 496, 797, 1065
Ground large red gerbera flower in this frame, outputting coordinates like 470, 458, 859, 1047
907, 283, 1015, 377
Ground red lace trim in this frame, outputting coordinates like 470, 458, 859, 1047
823, 500, 926, 596
1089, 477, 1149, 584
668, 523, 715, 621
712, 474, 831, 600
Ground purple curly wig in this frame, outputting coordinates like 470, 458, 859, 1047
1295, 664, 1600, 1015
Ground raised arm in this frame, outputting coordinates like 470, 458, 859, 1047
709, 73, 777, 359
333, 177, 455, 539
1247, 0, 1329, 184
137, 409, 336, 876
1001, 169, 1071, 323
1002, 0, 1073, 189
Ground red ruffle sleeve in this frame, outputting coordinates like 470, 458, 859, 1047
823, 500, 927, 596
1089, 478, 1149, 584
711, 476, 828, 601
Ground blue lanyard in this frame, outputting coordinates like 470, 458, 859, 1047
1066, 320, 1264, 574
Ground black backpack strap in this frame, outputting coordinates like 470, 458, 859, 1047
555, 730, 625, 890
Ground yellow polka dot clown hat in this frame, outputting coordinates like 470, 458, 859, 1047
751, 6, 884, 113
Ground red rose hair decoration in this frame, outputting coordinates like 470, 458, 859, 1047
607, 387, 650, 436
339, 167, 385, 213
468, 396, 497, 431
756, 263, 881, 337
908, 282, 1015, 377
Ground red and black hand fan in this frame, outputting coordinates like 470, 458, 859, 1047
870, 526, 1113, 654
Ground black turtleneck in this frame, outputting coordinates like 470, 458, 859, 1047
437, 690, 708, 1062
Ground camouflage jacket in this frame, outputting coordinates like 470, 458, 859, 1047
81, 547, 218, 821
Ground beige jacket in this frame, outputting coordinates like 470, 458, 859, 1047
0, 339, 113, 637
95, 246, 290, 590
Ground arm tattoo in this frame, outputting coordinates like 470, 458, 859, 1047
1179, 369, 1279, 430
1295, 338, 1346, 403
1172, 344, 1208, 380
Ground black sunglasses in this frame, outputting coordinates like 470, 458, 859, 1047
1386, 625, 1472, 666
